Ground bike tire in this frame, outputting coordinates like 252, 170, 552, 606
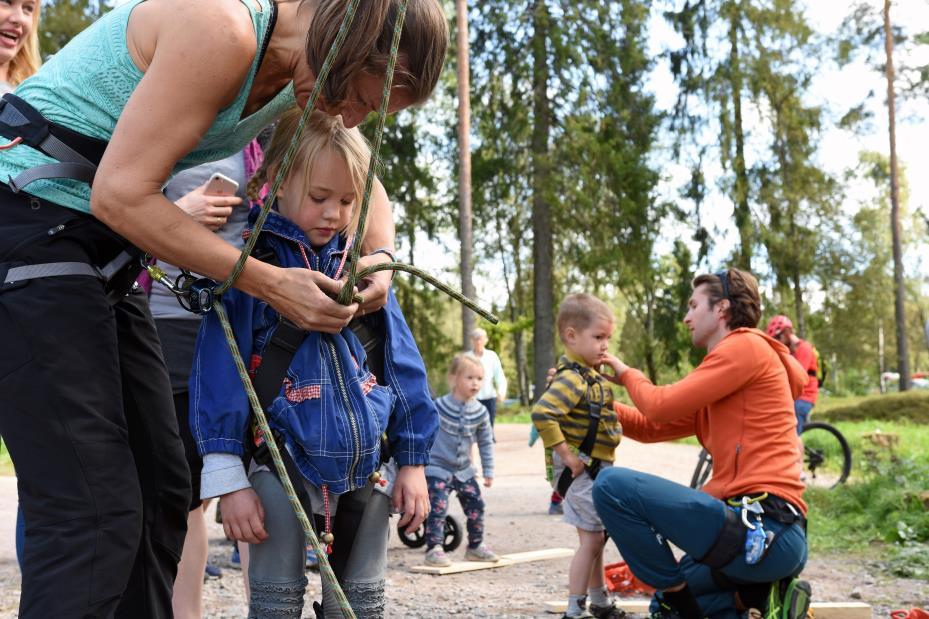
443, 515, 463, 552
689, 448, 713, 490
801, 421, 852, 488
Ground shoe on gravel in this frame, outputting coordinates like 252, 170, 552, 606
204, 563, 222, 579
590, 600, 628, 618
561, 611, 595, 619
549, 501, 564, 515
464, 543, 500, 562
425, 546, 452, 567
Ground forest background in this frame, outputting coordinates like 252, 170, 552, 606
49, 0, 929, 402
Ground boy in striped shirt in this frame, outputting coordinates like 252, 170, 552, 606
532, 293, 624, 619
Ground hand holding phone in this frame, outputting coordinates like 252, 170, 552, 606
205, 172, 240, 196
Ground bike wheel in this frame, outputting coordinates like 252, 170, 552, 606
443, 515, 463, 552
397, 520, 427, 548
690, 448, 713, 490
801, 421, 852, 488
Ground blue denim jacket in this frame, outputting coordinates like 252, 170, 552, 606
190, 208, 438, 495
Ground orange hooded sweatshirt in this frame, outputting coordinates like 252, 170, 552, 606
614, 328, 809, 514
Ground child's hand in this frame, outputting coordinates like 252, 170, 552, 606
220, 487, 268, 544
483, 476, 493, 488
599, 353, 629, 384
554, 443, 586, 478
393, 465, 430, 534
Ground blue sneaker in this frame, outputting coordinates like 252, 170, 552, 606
549, 501, 564, 515
204, 563, 223, 579
230, 545, 241, 567
306, 547, 319, 571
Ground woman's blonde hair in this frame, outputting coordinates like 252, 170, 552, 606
247, 108, 372, 236
7, 2, 41, 86
303, 0, 448, 107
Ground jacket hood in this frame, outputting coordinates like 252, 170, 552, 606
731, 327, 809, 399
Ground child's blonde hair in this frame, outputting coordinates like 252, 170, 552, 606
8, 3, 41, 87
248, 108, 372, 236
448, 352, 483, 377
556, 293, 614, 342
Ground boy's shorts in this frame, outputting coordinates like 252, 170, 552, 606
551, 450, 611, 532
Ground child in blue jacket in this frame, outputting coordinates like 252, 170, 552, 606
189, 109, 438, 618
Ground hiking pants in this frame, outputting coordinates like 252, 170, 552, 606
248, 470, 390, 618
0, 188, 190, 618
592, 468, 807, 619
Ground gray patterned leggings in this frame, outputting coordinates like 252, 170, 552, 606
247, 471, 389, 618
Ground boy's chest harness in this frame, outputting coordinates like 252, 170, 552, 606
554, 361, 607, 498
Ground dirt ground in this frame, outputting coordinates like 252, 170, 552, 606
1, 424, 926, 617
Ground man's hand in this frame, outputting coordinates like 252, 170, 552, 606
220, 487, 268, 544
393, 465, 430, 534
599, 352, 629, 385
483, 476, 493, 488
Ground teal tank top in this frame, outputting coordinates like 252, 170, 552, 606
0, 0, 295, 214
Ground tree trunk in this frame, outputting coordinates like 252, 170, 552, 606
456, 0, 476, 349
531, 0, 554, 402
727, 5, 752, 271
792, 268, 805, 339
884, 0, 910, 391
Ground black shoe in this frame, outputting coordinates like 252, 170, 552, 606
590, 599, 628, 618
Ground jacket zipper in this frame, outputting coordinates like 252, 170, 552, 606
327, 336, 361, 489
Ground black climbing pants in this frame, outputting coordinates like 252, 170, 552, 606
0, 186, 190, 618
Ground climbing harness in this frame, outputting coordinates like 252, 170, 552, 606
139, 258, 217, 314
553, 361, 607, 498
0, 93, 106, 192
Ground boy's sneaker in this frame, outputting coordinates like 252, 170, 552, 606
589, 600, 628, 618
204, 563, 223, 579
549, 501, 564, 515
230, 545, 241, 567
770, 578, 812, 619
425, 546, 452, 567
561, 612, 595, 619
464, 543, 500, 562
306, 547, 319, 571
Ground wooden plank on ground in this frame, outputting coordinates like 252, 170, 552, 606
544, 600, 871, 619
410, 547, 573, 575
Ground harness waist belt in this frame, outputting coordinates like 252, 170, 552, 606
2, 250, 136, 286
0, 94, 108, 192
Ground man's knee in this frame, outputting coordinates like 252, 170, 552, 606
592, 466, 638, 509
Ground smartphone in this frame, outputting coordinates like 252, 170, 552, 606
205, 172, 240, 196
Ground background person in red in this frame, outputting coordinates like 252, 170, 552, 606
766, 316, 818, 433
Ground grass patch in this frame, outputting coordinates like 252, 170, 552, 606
805, 422, 929, 578
496, 402, 533, 424
818, 390, 929, 424
0, 439, 13, 476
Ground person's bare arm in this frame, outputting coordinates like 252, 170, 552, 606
91, 0, 356, 331
353, 179, 396, 313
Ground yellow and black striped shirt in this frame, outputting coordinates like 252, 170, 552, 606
531, 353, 623, 462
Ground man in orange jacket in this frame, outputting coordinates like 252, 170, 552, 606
592, 269, 811, 619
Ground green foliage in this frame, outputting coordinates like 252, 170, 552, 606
40, 0, 111, 58
806, 446, 929, 558
819, 392, 929, 424
0, 439, 12, 476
